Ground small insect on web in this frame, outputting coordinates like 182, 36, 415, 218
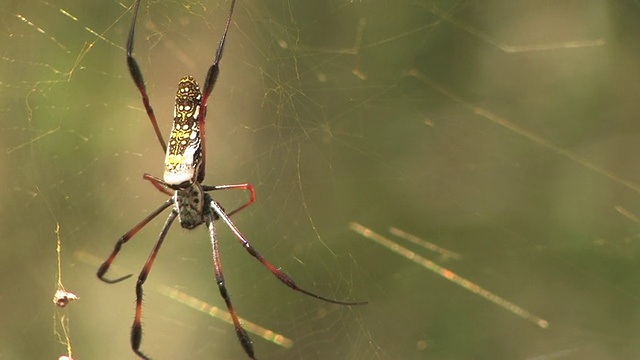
96, 0, 367, 359
52, 224, 77, 360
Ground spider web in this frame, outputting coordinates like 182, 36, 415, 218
2, 0, 640, 359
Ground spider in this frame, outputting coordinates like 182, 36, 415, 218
96, 0, 366, 359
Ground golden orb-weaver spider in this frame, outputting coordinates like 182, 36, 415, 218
96, 0, 366, 359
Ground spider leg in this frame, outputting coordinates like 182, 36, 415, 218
198, 0, 237, 182
127, 0, 167, 153
209, 199, 368, 306
143, 174, 254, 217
202, 183, 255, 217
202, 0, 236, 103
206, 208, 256, 359
131, 209, 179, 360
143, 173, 173, 196
97, 198, 174, 283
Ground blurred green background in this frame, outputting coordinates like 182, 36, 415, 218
2, 0, 640, 359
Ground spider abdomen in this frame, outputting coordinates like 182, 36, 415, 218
164, 76, 203, 187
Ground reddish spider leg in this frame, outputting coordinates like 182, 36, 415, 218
206, 202, 254, 358
202, 183, 255, 217
198, 0, 236, 182
131, 209, 179, 360
97, 198, 173, 284
209, 200, 368, 306
125, 0, 166, 154
207, 198, 367, 359
144, 173, 256, 216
